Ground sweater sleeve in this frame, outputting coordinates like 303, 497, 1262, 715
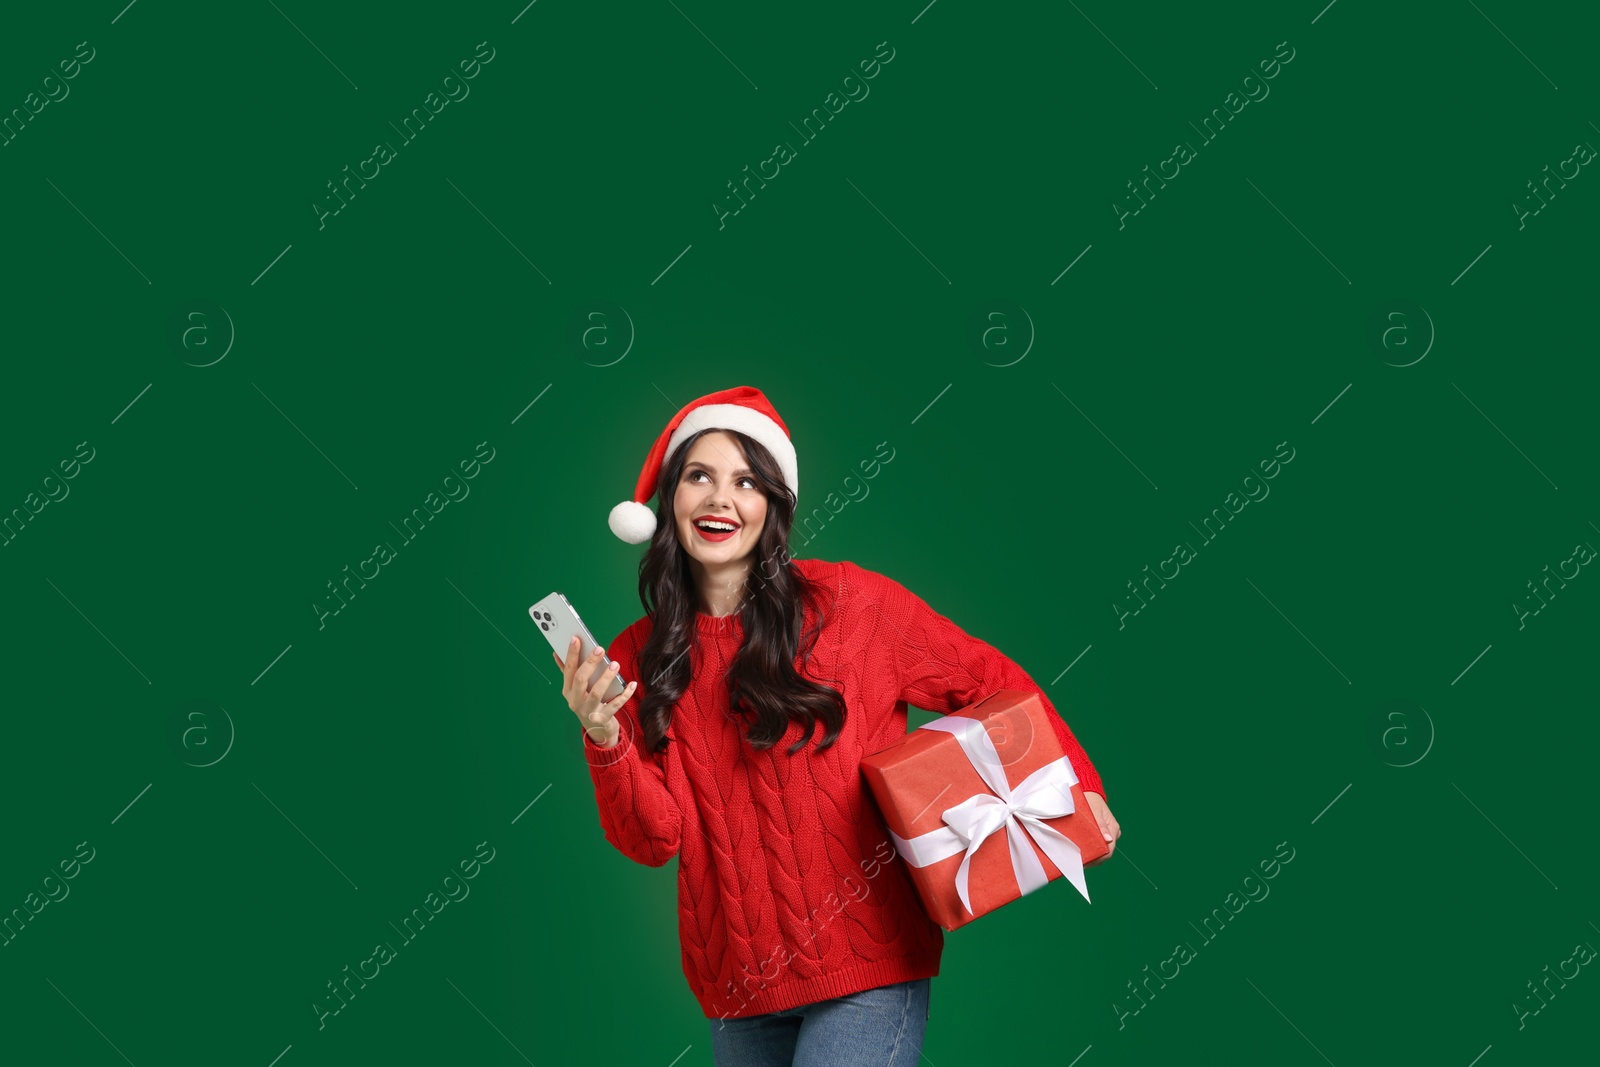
860, 564, 1108, 801
581, 624, 682, 867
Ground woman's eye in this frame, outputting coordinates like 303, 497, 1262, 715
687, 471, 756, 489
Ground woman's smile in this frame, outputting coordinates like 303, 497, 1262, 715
691, 515, 742, 543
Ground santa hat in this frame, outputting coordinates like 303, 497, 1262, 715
608, 385, 798, 544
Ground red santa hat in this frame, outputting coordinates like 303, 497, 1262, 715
608, 385, 799, 544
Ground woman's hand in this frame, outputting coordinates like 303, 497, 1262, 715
552, 636, 636, 746
1081, 791, 1120, 866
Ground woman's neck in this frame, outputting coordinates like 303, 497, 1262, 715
690, 557, 753, 617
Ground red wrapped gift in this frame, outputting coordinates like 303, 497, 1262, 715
860, 689, 1109, 930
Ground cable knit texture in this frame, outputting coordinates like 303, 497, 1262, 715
580, 558, 1106, 1019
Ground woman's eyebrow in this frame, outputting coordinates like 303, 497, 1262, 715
687, 462, 754, 476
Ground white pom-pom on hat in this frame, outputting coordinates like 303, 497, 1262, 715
609, 385, 797, 543
608, 500, 658, 544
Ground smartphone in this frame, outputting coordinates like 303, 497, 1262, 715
530, 592, 627, 701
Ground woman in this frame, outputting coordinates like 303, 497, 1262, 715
554, 386, 1120, 1066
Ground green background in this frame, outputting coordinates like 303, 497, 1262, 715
2, 1, 1595, 1064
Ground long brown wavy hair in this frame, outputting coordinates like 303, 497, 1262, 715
633, 427, 846, 756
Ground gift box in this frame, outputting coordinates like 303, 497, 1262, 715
860, 689, 1109, 931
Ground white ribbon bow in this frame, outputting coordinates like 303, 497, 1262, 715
887, 715, 1089, 917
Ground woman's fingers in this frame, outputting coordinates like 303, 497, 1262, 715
1080, 791, 1120, 866
587, 679, 638, 725
586, 658, 621, 703
574, 644, 607, 694
563, 636, 591, 684
553, 637, 634, 726
557, 638, 582, 695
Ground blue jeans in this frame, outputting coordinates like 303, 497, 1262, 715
708, 977, 931, 1067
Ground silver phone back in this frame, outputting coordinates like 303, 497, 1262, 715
529, 592, 626, 701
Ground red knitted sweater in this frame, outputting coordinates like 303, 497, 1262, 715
580, 558, 1106, 1019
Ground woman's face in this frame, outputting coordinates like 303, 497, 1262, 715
673, 431, 768, 567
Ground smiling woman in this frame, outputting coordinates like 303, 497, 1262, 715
568, 385, 1118, 1066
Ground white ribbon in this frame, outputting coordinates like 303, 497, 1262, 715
887, 715, 1089, 917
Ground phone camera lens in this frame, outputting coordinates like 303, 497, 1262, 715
540, 621, 549, 630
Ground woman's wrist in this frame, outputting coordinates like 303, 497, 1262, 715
585, 721, 621, 748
